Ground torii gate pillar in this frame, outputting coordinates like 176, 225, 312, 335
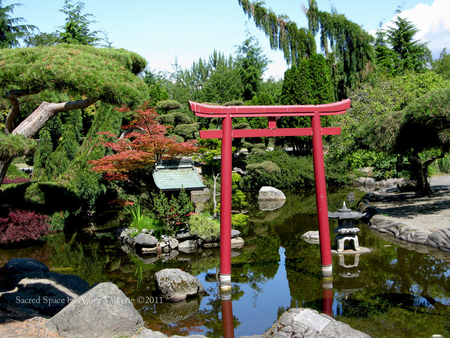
189, 99, 351, 290
219, 112, 233, 291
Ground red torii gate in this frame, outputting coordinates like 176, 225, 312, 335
189, 99, 351, 291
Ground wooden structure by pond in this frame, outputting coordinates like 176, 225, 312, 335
152, 158, 206, 192
189, 99, 351, 291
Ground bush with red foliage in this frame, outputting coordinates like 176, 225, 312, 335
3, 177, 31, 184
0, 209, 50, 245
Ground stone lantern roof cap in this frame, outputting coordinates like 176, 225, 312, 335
328, 202, 365, 220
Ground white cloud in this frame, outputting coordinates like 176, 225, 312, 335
372, 0, 450, 58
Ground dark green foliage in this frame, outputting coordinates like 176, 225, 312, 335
385, 15, 431, 74
396, 88, 450, 154
156, 99, 182, 113
236, 35, 270, 101
58, 0, 99, 45
278, 55, 334, 151
151, 188, 194, 234
173, 123, 199, 140
24, 32, 60, 47
240, 149, 349, 191
0, 0, 36, 48
240, 149, 315, 191
0, 133, 36, 161
33, 128, 53, 181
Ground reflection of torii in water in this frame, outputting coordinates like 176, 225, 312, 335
189, 99, 351, 291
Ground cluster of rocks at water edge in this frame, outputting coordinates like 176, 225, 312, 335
115, 226, 245, 259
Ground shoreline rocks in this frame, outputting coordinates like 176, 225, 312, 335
115, 227, 245, 257
358, 196, 450, 253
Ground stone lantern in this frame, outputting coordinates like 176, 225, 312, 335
328, 202, 365, 252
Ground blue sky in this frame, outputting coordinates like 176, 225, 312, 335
10, 0, 450, 79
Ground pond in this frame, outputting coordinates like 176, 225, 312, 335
1, 187, 449, 338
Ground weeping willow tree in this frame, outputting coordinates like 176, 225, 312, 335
237, 0, 376, 99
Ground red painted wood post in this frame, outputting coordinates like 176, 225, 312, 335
220, 112, 232, 291
311, 110, 333, 279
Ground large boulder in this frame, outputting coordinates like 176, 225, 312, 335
45, 282, 143, 338
155, 268, 205, 302
0, 258, 89, 318
258, 186, 286, 201
4, 258, 49, 274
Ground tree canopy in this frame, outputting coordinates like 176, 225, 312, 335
1, 44, 148, 134
0, 44, 148, 185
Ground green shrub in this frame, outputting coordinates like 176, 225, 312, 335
50, 210, 68, 232
189, 213, 220, 240
126, 201, 164, 239
7, 163, 30, 179
231, 213, 248, 228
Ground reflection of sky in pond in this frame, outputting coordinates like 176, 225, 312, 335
231, 247, 291, 336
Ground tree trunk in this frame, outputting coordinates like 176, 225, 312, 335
408, 155, 432, 196
397, 154, 433, 196
0, 159, 13, 186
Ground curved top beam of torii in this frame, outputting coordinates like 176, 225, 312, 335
188, 98, 351, 118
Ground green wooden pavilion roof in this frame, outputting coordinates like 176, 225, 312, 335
152, 158, 206, 191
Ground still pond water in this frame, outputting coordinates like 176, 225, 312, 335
1, 187, 449, 338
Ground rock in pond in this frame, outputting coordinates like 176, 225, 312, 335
258, 186, 286, 201
155, 268, 205, 302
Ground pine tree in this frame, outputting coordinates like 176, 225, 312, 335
0, 0, 36, 48
386, 15, 431, 74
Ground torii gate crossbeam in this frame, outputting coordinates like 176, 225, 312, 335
189, 99, 351, 291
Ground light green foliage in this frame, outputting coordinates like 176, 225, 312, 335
232, 172, 247, 209
0, 44, 148, 109
126, 201, 164, 239
173, 123, 200, 140
189, 213, 220, 240
0, 133, 36, 161
231, 213, 249, 228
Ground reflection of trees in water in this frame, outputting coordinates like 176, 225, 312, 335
46, 232, 110, 285
197, 285, 243, 338
283, 233, 323, 311
334, 245, 450, 338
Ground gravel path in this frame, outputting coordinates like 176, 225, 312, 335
368, 175, 450, 232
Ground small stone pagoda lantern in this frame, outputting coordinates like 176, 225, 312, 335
328, 202, 365, 252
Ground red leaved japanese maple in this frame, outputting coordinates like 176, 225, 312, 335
89, 107, 199, 181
